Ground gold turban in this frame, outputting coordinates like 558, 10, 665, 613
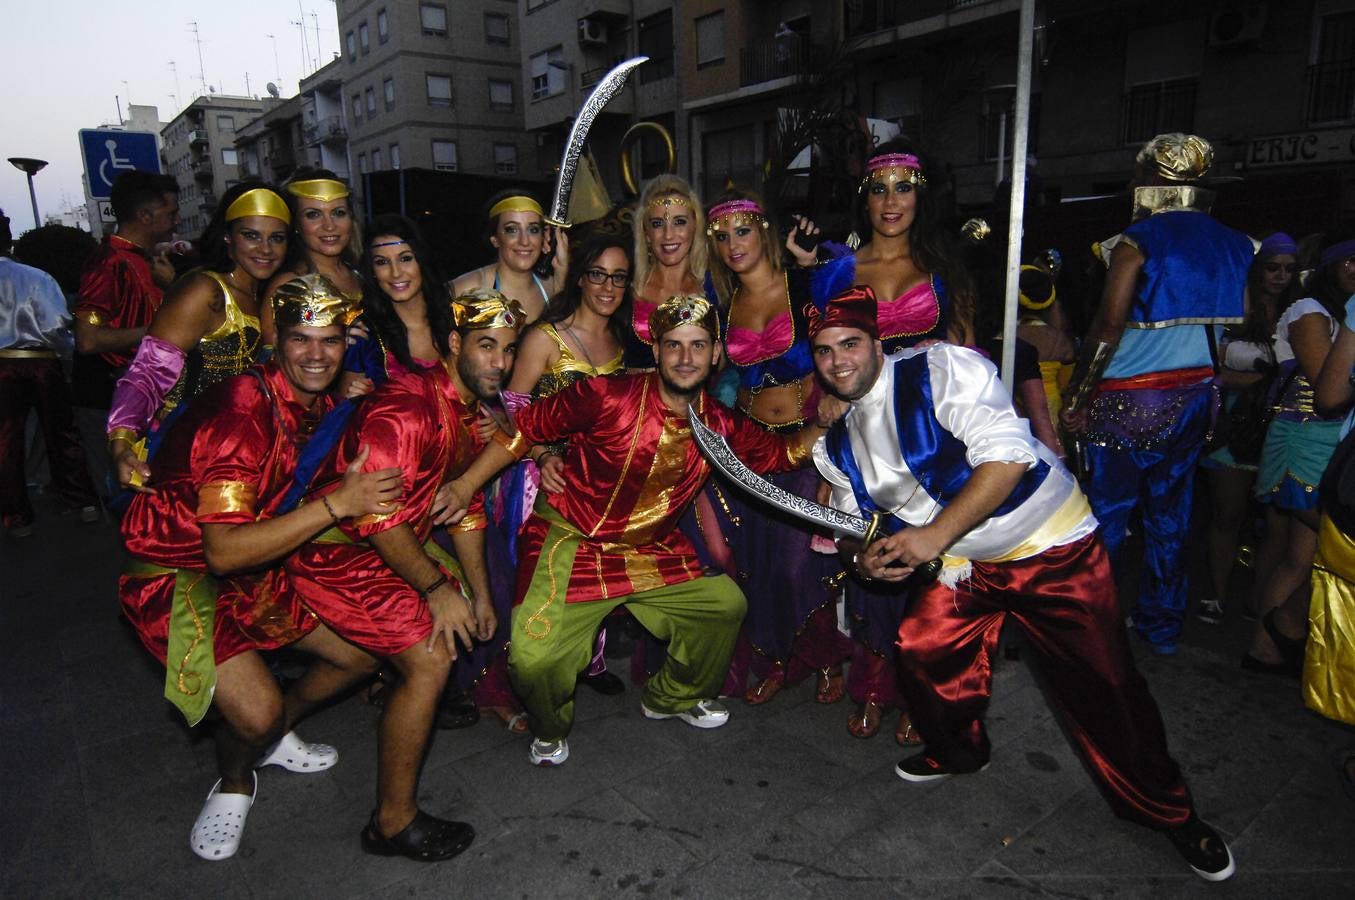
1136, 133, 1213, 183
271, 273, 361, 328
225, 188, 291, 224
650, 294, 720, 341
286, 179, 350, 203
449, 288, 527, 332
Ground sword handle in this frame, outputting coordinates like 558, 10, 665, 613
861, 512, 941, 584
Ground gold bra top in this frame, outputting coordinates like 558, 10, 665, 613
165, 270, 262, 408
532, 322, 623, 400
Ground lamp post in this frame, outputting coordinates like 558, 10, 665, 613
7, 157, 48, 228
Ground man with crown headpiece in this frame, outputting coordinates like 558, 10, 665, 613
806, 285, 1235, 882
286, 287, 525, 862
1061, 133, 1255, 656
117, 274, 400, 861
439, 294, 831, 768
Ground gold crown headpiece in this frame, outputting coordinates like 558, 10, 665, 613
705, 199, 768, 236
286, 179, 350, 203
489, 195, 544, 219
449, 288, 527, 332
650, 294, 720, 341
1136, 133, 1213, 183
225, 188, 291, 224
859, 152, 926, 193
271, 273, 361, 328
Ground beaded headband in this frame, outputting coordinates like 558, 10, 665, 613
271, 273, 360, 328
650, 294, 720, 341
647, 195, 692, 211
286, 179, 350, 203
859, 152, 926, 192
225, 188, 291, 224
489, 195, 543, 219
449, 288, 527, 332
705, 199, 767, 235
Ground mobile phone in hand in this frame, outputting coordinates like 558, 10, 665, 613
792, 220, 819, 255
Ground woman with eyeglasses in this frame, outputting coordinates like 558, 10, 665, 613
1195, 232, 1297, 625
701, 188, 850, 712
450, 190, 566, 325
1243, 228, 1355, 674
497, 232, 633, 696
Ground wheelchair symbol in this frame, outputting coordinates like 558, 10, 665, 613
98, 140, 136, 188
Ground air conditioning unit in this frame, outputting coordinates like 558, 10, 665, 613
1208, 4, 1266, 48
578, 18, 608, 46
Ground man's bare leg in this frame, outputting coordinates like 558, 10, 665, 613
284, 625, 381, 728
211, 652, 287, 794
372, 639, 453, 836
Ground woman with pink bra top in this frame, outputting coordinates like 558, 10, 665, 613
625, 175, 711, 369
704, 188, 851, 709
810, 141, 977, 744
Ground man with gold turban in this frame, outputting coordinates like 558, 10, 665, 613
440, 294, 831, 768
286, 288, 525, 862
1062, 133, 1254, 655
118, 274, 399, 861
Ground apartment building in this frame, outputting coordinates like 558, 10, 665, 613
160, 95, 265, 237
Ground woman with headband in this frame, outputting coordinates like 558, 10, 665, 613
109, 182, 290, 491
703, 189, 850, 709
450, 190, 565, 324
626, 175, 711, 368
1196, 231, 1297, 625
259, 169, 363, 349
1242, 227, 1355, 674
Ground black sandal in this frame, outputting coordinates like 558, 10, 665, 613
360, 810, 475, 862
1262, 609, 1307, 674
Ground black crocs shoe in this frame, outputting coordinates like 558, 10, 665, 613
361, 810, 475, 862
1166, 815, 1235, 882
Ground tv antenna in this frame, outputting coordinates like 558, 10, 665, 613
189, 21, 208, 97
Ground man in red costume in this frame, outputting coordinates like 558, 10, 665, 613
118, 274, 399, 861
286, 287, 525, 863
443, 294, 829, 768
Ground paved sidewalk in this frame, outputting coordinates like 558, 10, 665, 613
3, 494, 1353, 898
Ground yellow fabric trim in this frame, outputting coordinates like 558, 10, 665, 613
198, 480, 257, 517
1305, 515, 1355, 726
939, 487, 1092, 575
494, 427, 531, 460
225, 188, 291, 224
199, 271, 262, 343
450, 511, 487, 533
0, 349, 58, 359
286, 178, 350, 202
623, 414, 689, 545
355, 506, 401, 527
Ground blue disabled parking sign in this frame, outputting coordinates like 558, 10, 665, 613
79, 129, 161, 200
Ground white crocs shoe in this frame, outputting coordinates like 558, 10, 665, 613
190, 773, 255, 860
257, 730, 338, 773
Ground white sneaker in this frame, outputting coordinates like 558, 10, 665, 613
1194, 599, 1224, 625
529, 738, 569, 767
641, 698, 730, 729
257, 731, 338, 772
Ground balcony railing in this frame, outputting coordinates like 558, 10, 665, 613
191, 158, 214, 180
843, 0, 1003, 39
1306, 58, 1355, 125
739, 34, 822, 88
188, 129, 209, 145
302, 115, 348, 145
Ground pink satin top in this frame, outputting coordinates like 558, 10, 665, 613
726, 312, 793, 365
878, 278, 941, 342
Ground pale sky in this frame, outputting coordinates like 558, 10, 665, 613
1, 0, 341, 234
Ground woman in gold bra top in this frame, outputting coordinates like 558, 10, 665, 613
107, 182, 289, 491
259, 169, 364, 349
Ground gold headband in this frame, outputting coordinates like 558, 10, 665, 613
271, 273, 360, 328
859, 166, 926, 194
647, 195, 692, 211
489, 196, 543, 219
650, 294, 720, 341
449, 288, 527, 332
225, 188, 291, 224
286, 179, 350, 203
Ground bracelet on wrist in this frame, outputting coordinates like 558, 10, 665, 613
420, 574, 448, 598
321, 495, 342, 527
108, 427, 140, 449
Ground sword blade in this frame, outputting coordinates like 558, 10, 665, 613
686, 405, 871, 540
547, 56, 648, 227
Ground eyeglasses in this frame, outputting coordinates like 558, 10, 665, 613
584, 268, 629, 287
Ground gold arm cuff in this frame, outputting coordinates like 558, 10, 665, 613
197, 480, 257, 517
355, 506, 402, 527
493, 427, 531, 460
450, 511, 488, 533
76, 309, 106, 326
107, 427, 140, 447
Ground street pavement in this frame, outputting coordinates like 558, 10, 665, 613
3, 489, 1354, 899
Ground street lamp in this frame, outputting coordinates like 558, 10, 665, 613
8, 157, 48, 228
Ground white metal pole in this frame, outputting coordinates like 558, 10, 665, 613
1000, 0, 1036, 392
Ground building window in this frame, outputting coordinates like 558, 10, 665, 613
420, 3, 448, 37
359, 22, 370, 54
346, 30, 356, 59
377, 8, 389, 44
221, 147, 239, 166
489, 79, 514, 111
526, 0, 549, 10
351, 93, 362, 122
358, 153, 368, 175
365, 87, 377, 117
637, 11, 674, 83
216, 115, 235, 133
701, 124, 755, 199
982, 90, 1041, 161
383, 77, 395, 110
695, 12, 724, 68
1307, 10, 1355, 124
494, 143, 518, 175
390, 144, 401, 169
485, 12, 510, 46
372, 147, 383, 170
426, 73, 453, 107
530, 46, 565, 101
432, 140, 458, 172
1120, 79, 1196, 144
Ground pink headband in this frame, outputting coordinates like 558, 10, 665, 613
867, 153, 922, 174
706, 199, 764, 221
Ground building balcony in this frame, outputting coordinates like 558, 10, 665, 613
302, 115, 348, 146
1306, 58, 1355, 125
191, 158, 214, 180
843, 0, 1007, 41
189, 129, 209, 146
199, 192, 218, 210
739, 34, 823, 88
